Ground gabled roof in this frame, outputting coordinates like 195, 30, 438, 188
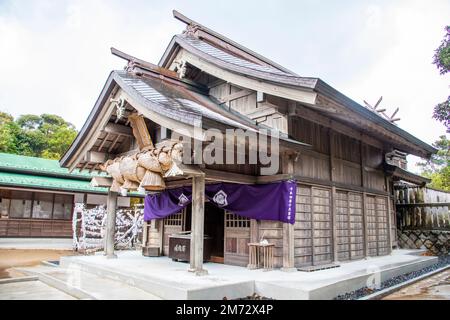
163, 34, 318, 89
159, 11, 436, 158
60, 65, 310, 170
169, 10, 298, 75
115, 70, 257, 130
384, 163, 431, 187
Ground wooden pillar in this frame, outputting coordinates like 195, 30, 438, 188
189, 174, 208, 275
105, 190, 118, 259
142, 221, 149, 247
282, 153, 296, 271
360, 142, 369, 258
250, 219, 259, 243
282, 223, 295, 271
386, 177, 393, 254
329, 130, 339, 264
331, 186, 339, 263
158, 219, 164, 255
362, 192, 369, 258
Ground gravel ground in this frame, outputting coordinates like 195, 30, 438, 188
334, 255, 450, 300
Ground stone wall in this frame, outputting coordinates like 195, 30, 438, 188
397, 229, 450, 255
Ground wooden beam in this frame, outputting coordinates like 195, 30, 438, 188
202, 168, 257, 184
256, 174, 293, 184
128, 114, 154, 150
111, 47, 180, 79
90, 176, 113, 188
84, 151, 112, 163
219, 89, 253, 104
103, 123, 133, 137
108, 134, 122, 153
97, 133, 109, 152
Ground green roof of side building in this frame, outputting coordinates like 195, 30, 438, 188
0, 153, 111, 194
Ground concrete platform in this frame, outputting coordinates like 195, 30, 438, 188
0, 277, 76, 300
60, 249, 438, 300
0, 238, 73, 250
16, 265, 161, 300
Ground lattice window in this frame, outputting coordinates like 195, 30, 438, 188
164, 211, 184, 226
225, 212, 250, 228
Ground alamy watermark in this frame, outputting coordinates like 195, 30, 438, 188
171, 126, 280, 175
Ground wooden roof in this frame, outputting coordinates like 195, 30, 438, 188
60, 66, 310, 171
61, 10, 437, 172
158, 11, 436, 158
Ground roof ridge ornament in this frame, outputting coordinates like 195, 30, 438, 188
183, 23, 200, 37
363, 96, 401, 125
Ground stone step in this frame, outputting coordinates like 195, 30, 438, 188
16, 265, 162, 300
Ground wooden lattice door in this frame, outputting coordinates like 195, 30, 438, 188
294, 185, 332, 267
162, 209, 186, 256
224, 211, 250, 266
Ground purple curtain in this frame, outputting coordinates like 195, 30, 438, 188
144, 181, 296, 224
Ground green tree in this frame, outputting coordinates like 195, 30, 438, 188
433, 26, 450, 75
418, 135, 450, 191
421, 26, 450, 191
0, 111, 20, 154
432, 26, 450, 132
0, 112, 77, 160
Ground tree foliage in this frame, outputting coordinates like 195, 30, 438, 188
433, 26, 450, 75
0, 112, 77, 160
432, 26, 450, 133
433, 95, 450, 133
418, 135, 450, 191
421, 26, 450, 191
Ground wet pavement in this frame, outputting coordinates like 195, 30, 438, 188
383, 269, 450, 300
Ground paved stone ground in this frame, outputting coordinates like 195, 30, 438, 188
17, 265, 162, 300
383, 269, 450, 300
0, 280, 76, 300
0, 249, 76, 279
0, 238, 73, 250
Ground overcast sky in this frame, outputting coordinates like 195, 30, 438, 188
0, 0, 449, 170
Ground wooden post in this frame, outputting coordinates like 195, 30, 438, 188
362, 192, 369, 258
386, 177, 393, 255
331, 186, 339, 263
189, 174, 208, 275
158, 219, 164, 255
282, 223, 295, 271
105, 190, 118, 259
142, 221, 149, 247
282, 153, 296, 272
250, 219, 259, 243
329, 130, 339, 264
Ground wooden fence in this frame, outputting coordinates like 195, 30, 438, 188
395, 186, 450, 230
